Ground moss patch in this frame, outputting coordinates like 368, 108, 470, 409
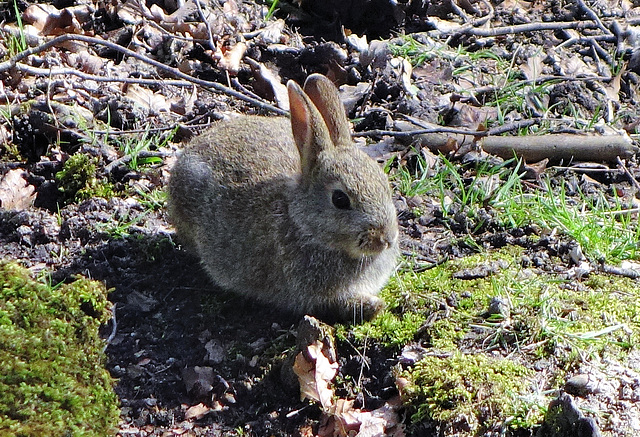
55, 153, 113, 204
351, 247, 639, 358
341, 247, 640, 433
0, 261, 119, 436
399, 352, 539, 431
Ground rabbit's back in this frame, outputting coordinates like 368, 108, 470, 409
188, 116, 300, 185
168, 116, 298, 246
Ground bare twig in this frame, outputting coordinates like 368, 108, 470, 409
194, 0, 217, 50
103, 303, 117, 352
91, 126, 179, 135
354, 126, 487, 139
0, 34, 288, 115
575, 0, 612, 35
616, 156, 640, 192
355, 117, 540, 139
450, 20, 600, 37
600, 263, 640, 279
14, 63, 194, 87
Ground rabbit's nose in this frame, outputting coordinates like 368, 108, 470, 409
368, 226, 396, 252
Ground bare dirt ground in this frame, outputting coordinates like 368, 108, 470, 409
2, 0, 640, 436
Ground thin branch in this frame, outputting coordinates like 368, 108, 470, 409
0, 33, 287, 115
600, 263, 640, 279
575, 0, 612, 35
14, 63, 195, 87
355, 118, 539, 139
616, 156, 640, 192
194, 0, 217, 50
454, 20, 600, 37
354, 126, 487, 139
103, 303, 117, 352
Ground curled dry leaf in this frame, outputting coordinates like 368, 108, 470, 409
293, 340, 338, 410
23, 4, 86, 35
181, 366, 215, 397
184, 403, 213, 421
256, 19, 286, 45
247, 59, 290, 110
125, 84, 171, 115
292, 318, 404, 437
317, 397, 405, 437
218, 41, 248, 75
0, 169, 36, 211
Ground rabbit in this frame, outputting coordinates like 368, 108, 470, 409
168, 74, 399, 321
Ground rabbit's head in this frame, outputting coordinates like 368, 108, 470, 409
288, 74, 398, 259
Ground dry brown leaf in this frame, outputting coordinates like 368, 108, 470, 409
66, 51, 105, 74
247, 60, 289, 110
0, 169, 36, 211
397, 58, 416, 98
23, 4, 84, 35
318, 397, 405, 437
181, 366, 215, 397
117, 0, 151, 24
23, 4, 57, 29
521, 54, 543, 81
125, 84, 170, 115
166, 0, 198, 24
293, 341, 338, 410
149, 4, 169, 21
170, 86, 198, 115
218, 41, 248, 75
500, 0, 532, 10
560, 54, 597, 77
604, 68, 622, 103
184, 403, 213, 421
256, 19, 286, 44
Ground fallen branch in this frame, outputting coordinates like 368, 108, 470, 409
432, 20, 602, 38
477, 134, 637, 162
0, 33, 287, 115
369, 120, 638, 163
14, 63, 194, 87
600, 263, 640, 279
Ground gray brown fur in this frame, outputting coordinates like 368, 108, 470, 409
168, 74, 399, 321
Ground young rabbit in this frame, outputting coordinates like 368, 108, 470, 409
168, 74, 398, 321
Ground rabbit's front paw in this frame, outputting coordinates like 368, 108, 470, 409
357, 295, 385, 321
326, 295, 384, 323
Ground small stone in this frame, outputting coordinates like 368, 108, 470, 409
537, 393, 602, 437
483, 296, 510, 319
565, 373, 597, 397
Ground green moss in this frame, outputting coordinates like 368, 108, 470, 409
55, 153, 113, 204
352, 247, 640, 357
0, 262, 119, 436
399, 352, 540, 431
340, 247, 640, 432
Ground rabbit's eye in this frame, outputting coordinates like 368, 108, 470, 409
332, 190, 351, 210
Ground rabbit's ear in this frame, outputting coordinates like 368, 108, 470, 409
288, 79, 333, 176
302, 74, 352, 148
